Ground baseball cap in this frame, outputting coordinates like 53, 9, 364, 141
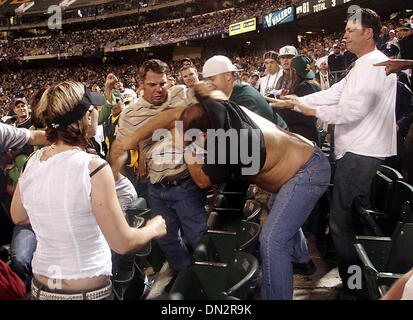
279, 46, 298, 57
234, 63, 244, 72
249, 71, 260, 78
202, 55, 238, 78
291, 55, 315, 80
14, 97, 28, 106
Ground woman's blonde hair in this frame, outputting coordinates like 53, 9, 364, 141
36, 81, 89, 147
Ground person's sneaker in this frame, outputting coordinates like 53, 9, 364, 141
292, 259, 316, 275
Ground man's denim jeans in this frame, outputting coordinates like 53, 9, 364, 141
10, 224, 37, 287
259, 147, 331, 299
148, 179, 207, 273
329, 152, 382, 290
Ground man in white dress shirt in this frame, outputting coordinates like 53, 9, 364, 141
276, 8, 397, 297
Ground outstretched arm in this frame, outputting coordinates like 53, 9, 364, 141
374, 59, 413, 76
109, 107, 186, 180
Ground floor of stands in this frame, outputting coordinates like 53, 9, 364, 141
145, 233, 342, 300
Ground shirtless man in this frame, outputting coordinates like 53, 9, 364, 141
111, 85, 331, 300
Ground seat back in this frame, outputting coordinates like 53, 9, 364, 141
370, 170, 393, 212
208, 208, 243, 232
378, 165, 404, 182
222, 252, 259, 299
214, 193, 246, 209
388, 180, 413, 223
193, 233, 225, 263
130, 197, 148, 209
125, 208, 152, 224
236, 221, 261, 255
169, 268, 209, 300
386, 222, 413, 273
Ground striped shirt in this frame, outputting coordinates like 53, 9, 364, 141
117, 85, 198, 184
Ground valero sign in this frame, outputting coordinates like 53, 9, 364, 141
229, 17, 257, 36
263, 6, 294, 28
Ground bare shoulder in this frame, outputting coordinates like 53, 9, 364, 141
88, 156, 110, 177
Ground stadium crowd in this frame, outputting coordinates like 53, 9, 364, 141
1, 0, 413, 302
0, 0, 289, 59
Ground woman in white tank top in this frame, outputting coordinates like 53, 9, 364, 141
10, 81, 166, 300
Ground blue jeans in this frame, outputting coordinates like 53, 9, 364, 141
10, 224, 37, 288
148, 178, 207, 273
259, 147, 331, 300
329, 152, 382, 290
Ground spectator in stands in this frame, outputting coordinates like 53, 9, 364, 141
202, 55, 288, 130
276, 45, 298, 93
377, 25, 389, 48
91, 83, 101, 93
180, 65, 199, 88
10, 81, 166, 300
167, 75, 176, 89
257, 51, 283, 100
270, 54, 321, 146
247, 71, 260, 90
109, 59, 207, 290
328, 44, 345, 81
276, 8, 397, 299
113, 83, 331, 300
314, 56, 336, 90
397, 22, 413, 60
180, 57, 193, 67
387, 29, 398, 46
13, 98, 31, 130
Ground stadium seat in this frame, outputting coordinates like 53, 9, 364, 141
354, 222, 413, 299
193, 220, 261, 263
377, 165, 404, 181
130, 197, 148, 210
169, 252, 259, 300
207, 199, 262, 231
354, 167, 406, 236
355, 180, 413, 236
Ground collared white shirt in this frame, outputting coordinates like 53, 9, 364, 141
300, 49, 397, 160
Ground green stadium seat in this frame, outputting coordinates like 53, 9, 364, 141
169, 252, 259, 300
354, 222, 413, 299
207, 199, 262, 231
193, 220, 261, 264
355, 180, 413, 236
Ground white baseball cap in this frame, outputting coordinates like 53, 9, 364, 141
278, 45, 298, 57
202, 55, 238, 78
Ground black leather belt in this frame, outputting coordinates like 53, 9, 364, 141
158, 176, 191, 187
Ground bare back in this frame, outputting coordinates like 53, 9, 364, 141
241, 107, 315, 193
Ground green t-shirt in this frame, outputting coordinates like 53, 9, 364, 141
229, 82, 288, 130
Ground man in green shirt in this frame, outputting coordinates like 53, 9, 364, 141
201, 55, 288, 130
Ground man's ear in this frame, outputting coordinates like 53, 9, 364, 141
365, 27, 374, 41
225, 72, 233, 82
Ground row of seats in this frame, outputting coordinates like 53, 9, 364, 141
353, 165, 413, 299
169, 181, 262, 300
